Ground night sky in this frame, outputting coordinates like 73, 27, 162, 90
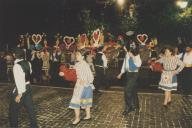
1, 0, 192, 49
1, 0, 114, 48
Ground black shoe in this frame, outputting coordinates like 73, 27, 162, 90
122, 111, 129, 116
167, 101, 172, 105
128, 108, 136, 113
95, 89, 101, 93
163, 104, 168, 108
122, 108, 135, 116
131, 107, 138, 111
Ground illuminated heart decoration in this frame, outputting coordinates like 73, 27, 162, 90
93, 29, 101, 45
63, 36, 75, 49
32, 34, 42, 45
137, 34, 148, 45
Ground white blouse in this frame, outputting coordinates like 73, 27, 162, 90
183, 52, 192, 65
120, 53, 142, 73
74, 60, 94, 85
13, 59, 32, 94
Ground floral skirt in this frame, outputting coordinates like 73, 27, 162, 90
69, 85, 93, 109
159, 71, 177, 91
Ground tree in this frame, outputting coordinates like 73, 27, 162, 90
79, 9, 100, 33
119, 8, 138, 34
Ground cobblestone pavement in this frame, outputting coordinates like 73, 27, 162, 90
0, 85, 192, 128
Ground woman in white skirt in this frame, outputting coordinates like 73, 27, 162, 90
156, 47, 184, 107
67, 51, 94, 125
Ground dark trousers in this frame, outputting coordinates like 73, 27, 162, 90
181, 67, 192, 95
9, 85, 38, 128
124, 72, 139, 111
31, 60, 42, 83
95, 66, 105, 90
50, 62, 60, 84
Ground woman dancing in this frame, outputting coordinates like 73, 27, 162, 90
156, 47, 184, 107
62, 51, 94, 125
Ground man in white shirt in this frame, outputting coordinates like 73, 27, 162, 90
117, 42, 142, 116
180, 44, 192, 96
9, 48, 38, 128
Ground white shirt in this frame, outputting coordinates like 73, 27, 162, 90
176, 53, 183, 59
120, 53, 142, 74
183, 52, 192, 64
99, 52, 108, 68
13, 59, 32, 95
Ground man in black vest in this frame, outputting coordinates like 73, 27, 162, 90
94, 46, 108, 91
9, 48, 38, 128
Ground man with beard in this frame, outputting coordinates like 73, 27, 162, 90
117, 42, 142, 115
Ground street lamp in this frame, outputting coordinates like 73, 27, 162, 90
176, 0, 188, 9
117, 0, 125, 7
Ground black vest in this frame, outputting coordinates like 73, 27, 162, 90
17, 60, 30, 82
95, 52, 103, 66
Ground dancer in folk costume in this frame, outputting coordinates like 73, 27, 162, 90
117, 42, 142, 115
4, 52, 14, 82
9, 48, 38, 128
50, 40, 61, 83
31, 50, 42, 84
41, 39, 51, 82
41, 49, 50, 82
68, 51, 94, 125
156, 47, 184, 107
179, 44, 192, 96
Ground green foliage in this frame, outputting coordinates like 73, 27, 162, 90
135, 0, 192, 43
119, 10, 138, 34
78, 0, 192, 42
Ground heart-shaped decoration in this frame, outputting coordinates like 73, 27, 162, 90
137, 34, 148, 45
32, 34, 42, 45
93, 29, 101, 46
63, 36, 75, 49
